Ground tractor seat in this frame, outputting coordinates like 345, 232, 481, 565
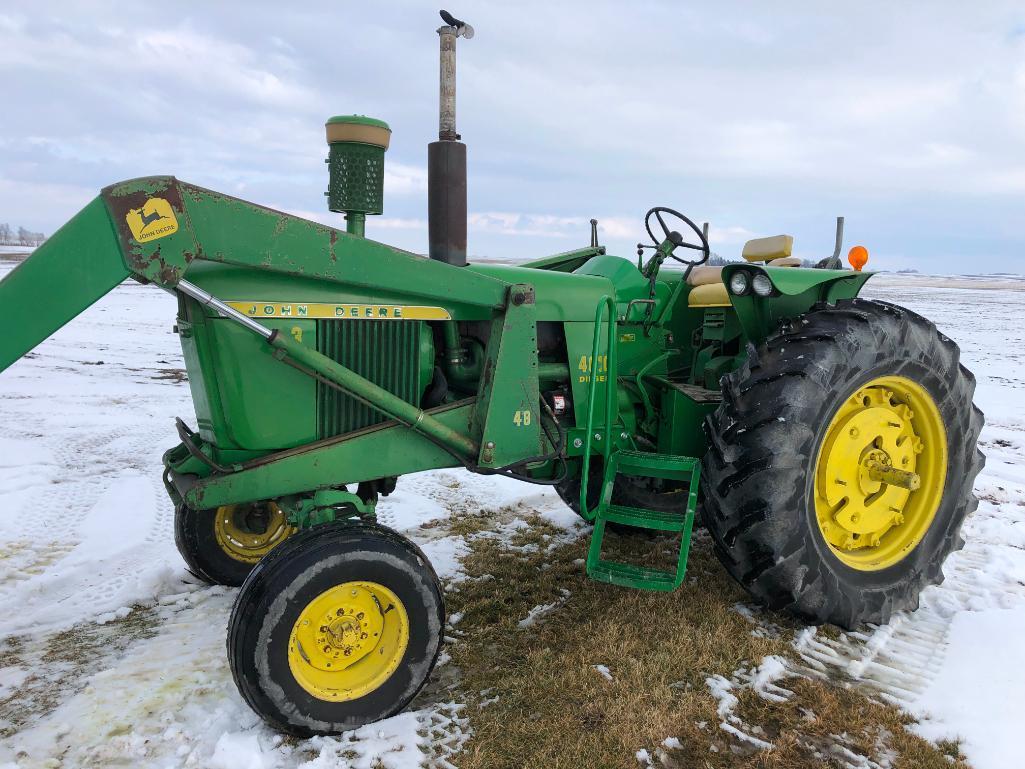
687, 234, 796, 308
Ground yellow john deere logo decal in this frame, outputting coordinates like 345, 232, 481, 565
225, 301, 452, 321
126, 198, 179, 242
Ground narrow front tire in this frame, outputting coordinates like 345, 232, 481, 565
227, 521, 444, 735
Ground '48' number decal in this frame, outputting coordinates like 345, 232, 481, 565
513, 409, 532, 426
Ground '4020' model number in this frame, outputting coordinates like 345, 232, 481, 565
577, 354, 608, 383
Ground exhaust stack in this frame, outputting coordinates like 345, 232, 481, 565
428, 10, 473, 266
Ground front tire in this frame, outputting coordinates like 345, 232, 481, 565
227, 521, 444, 735
701, 299, 984, 628
175, 501, 294, 586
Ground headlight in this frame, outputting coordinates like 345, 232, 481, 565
752, 273, 774, 297
728, 272, 750, 295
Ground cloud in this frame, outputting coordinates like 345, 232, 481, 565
384, 163, 428, 196
1, 1, 1023, 271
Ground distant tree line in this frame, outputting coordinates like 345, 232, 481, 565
0, 223, 47, 247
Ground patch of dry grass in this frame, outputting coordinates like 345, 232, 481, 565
443, 517, 969, 769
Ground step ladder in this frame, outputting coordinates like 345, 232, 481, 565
579, 296, 700, 592
585, 450, 700, 591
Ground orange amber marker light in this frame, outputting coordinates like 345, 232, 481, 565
848, 245, 869, 271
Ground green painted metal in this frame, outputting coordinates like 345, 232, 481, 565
315, 319, 433, 439
95, 176, 510, 309
519, 246, 605, 273
327, 144, 385, 216
470, 285, 542, 468
579, 295, 619, 521
179, 401, 476, 510
467, 262, 613, 321
585, 451, 700, 591
721, 263, 873, 346
289, 488, 376, 529
326, 115, 391, 131
0, 197, 127, 371
656, 381, 721, 458
325, 115, 390, 218
0, 166, 884, 600
345, 212, 366, 237
267, 330, 478, 460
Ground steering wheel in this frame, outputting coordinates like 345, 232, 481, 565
643, 207, 710, 265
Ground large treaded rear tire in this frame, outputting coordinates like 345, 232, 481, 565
701, 298, 985, 628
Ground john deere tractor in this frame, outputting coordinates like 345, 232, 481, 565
0, 12, 983, 736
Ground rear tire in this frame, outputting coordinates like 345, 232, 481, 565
701, 299, 984, 628
227, 520, 444, 736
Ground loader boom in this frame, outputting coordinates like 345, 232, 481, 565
0, 196, 129, 371
0, 175, 513, 374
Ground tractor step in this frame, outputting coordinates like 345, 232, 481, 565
585, 449, 700, 591
603, 503, 689, 532
587, 560, 681, 591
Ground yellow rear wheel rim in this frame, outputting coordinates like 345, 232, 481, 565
213, 502, 294, 564
814, 375, 947, 571
288, 581, 409, 702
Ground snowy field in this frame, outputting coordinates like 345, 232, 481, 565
0, 263, 1023, 768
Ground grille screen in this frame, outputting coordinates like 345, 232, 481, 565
316, 319, 423, 438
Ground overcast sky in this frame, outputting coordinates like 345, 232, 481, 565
2, 1, 1023, 272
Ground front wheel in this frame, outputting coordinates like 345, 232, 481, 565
227, 521, 444, 735
701, 299, 984, 628
174, 500, 294, 586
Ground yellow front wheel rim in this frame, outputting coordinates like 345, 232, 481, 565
288, 581, 409, 702
213, 502, 294, 564
814, 375, 947, 571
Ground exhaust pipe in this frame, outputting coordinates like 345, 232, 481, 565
428, 10, 473, 267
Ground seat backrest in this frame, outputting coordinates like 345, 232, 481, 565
742, 234, 794, 262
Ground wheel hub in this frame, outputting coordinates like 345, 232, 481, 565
213, 502, 294, 564
288, 581, 408, 701
814, 376, 946, 570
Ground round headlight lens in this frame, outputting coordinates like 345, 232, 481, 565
752, 273, 774, 296
728, 272, 749, 295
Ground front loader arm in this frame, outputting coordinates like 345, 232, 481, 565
0, 197, 129, 371
0, 175, 510, 373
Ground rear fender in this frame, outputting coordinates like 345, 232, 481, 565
721, 264, 873, 345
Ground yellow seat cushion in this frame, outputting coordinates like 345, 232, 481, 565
686, 265, 724, 286
688, 282, 730, 307
768, 256, 801, 267
742, 234, 794, 262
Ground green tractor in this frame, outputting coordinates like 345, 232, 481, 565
0, 12, 983, 736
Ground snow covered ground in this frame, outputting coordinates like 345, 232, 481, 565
0, 263, 1022, 768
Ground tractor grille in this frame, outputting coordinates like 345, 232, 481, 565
316, 320, 423, 438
